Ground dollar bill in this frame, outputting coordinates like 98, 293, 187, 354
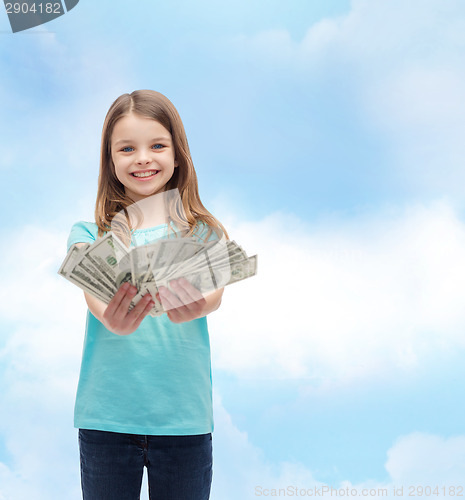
59, 230, 257, 316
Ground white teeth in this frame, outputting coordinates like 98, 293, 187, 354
133, 170, 159, 178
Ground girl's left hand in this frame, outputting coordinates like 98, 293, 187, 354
157, 278, 207, 323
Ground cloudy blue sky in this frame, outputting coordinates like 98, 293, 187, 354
1, 0, 465, 498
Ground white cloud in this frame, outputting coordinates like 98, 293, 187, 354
226, 0, 465, 195
386, 432, 465, 484
0, 25, 134, 176
210, 198, 465, 382
212, 393, 465, 499
1, 205, 465, 496
211, 393, 321, 500
0, 225, 85, 499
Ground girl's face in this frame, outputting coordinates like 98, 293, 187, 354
110, 113, 178, 202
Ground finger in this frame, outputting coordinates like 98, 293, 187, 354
167, 308, 183, 323
115, 285, 138, 320
128, 293, 152, 321
171, 278, 204, 304
170, 279, 206, 311
105, 282, 131, 318
134, 299, 156, 328
168, 281, 195, 308
129, 294, 154, 326
158, 286, 183, 311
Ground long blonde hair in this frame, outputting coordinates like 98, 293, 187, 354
95, 90, 229, 244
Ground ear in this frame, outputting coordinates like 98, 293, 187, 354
174, 159, 179, 168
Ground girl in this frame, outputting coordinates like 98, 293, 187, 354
67, 90, 229, 500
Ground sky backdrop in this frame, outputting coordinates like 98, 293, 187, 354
1, 0, 465, 498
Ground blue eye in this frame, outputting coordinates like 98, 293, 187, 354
120, 144, 163, 152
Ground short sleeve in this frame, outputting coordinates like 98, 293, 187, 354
193, 221, 222, 244
67, 221, 99, 251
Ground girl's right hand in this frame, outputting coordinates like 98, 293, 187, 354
102, 282, 155, 336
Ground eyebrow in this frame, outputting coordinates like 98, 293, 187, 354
113, 137, 171, 146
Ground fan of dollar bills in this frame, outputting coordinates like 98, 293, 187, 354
58, 231, 257, 317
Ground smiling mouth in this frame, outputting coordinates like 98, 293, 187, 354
131, 170, 160, 178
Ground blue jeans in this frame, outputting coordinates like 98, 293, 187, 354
78, 429, 213, 500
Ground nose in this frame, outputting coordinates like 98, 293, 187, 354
136, 152, 152, 165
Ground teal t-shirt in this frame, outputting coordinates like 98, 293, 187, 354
67, 220, 218, 435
